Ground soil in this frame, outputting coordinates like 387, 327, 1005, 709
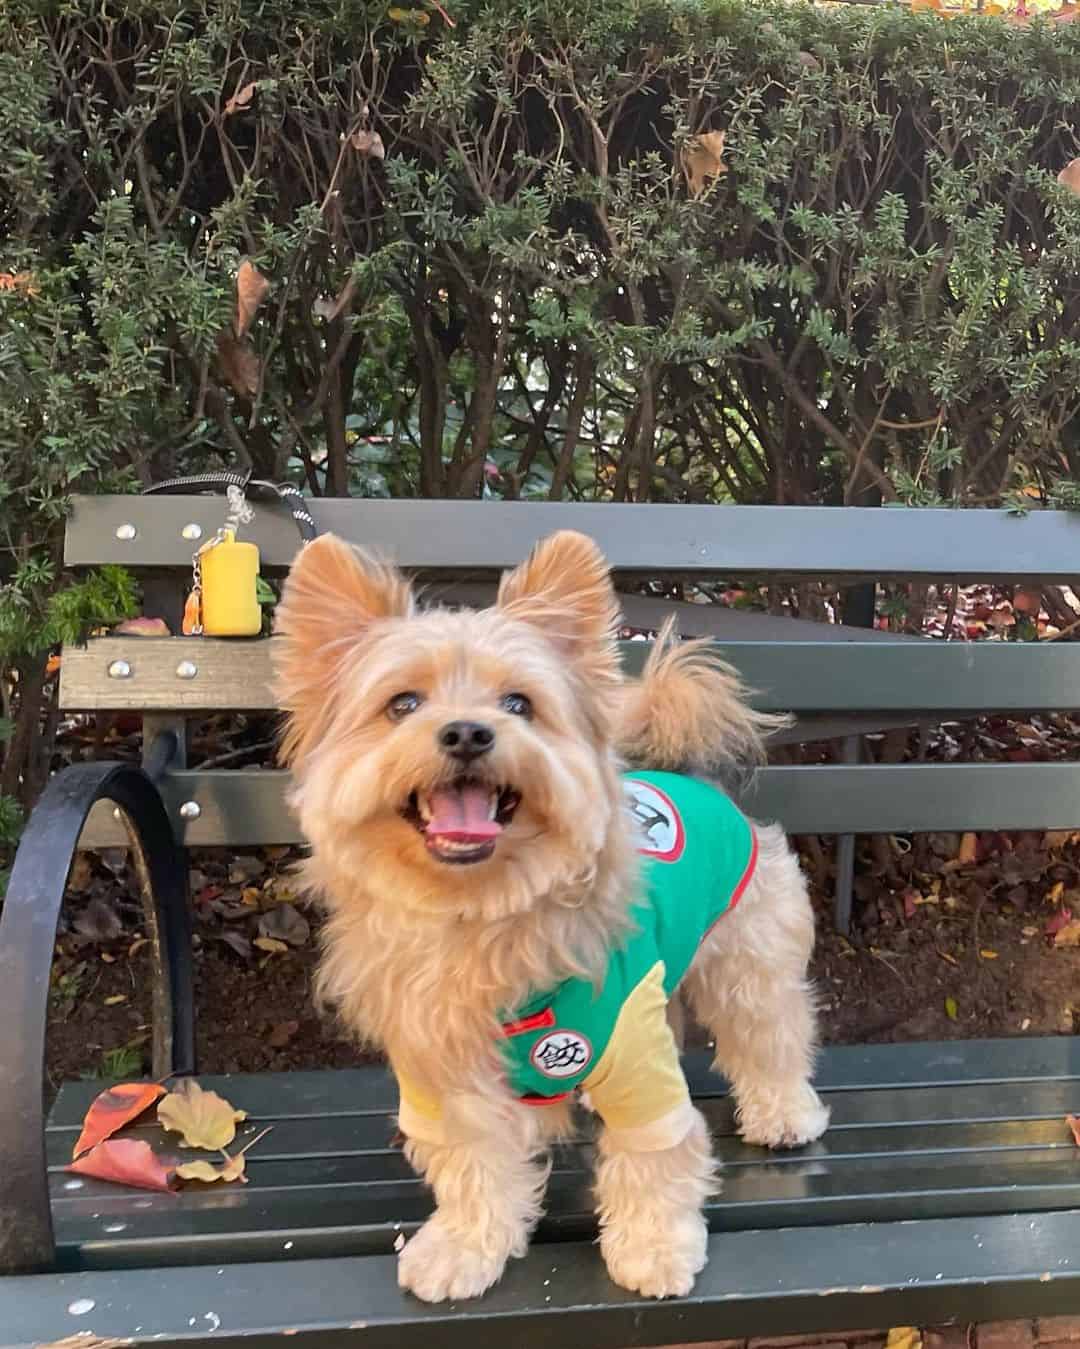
44, 824, 1080, 1088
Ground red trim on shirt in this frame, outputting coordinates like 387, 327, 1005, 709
519, 1090, 573, 1107
701, 826, 758, 946
501, 1006, 556, 1038
728, 827, 759, 913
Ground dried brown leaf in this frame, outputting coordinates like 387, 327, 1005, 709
113, 616, 171, 636
216, 332, 261, 397
956, 832, 978, 865
73, 898, 123, 943
1059, 158, 1080, 196
158, 1078, 247, 1150
682, 130, 727, 198
224, 82, 257, 116
1067, 1114, 1080, 1145
258, 902, 309, 948
349, 129, 386, 159
67, 1138, 177, 1192
73, 1081, 166, 1159
176, 1152, 248, 1185
236, 259, 270, 338
1053, 918, 1080, 947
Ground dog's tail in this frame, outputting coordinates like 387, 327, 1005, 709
613, 618, 789, 774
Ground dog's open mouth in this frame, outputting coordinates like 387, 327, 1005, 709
402, 779, 522, 865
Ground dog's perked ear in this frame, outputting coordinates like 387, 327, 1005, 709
496, 530, 621, 688
273, 534, 413, 763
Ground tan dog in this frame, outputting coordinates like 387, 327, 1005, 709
274, 530, 828, 1303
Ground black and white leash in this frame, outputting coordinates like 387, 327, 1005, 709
143, 472, 320, 543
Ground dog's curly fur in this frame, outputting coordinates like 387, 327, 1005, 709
274, 529, 828, 1303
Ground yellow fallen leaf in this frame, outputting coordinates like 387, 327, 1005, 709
158, 1079, 247, 1150
1054, 919, 1080, 947
945, 996, 959, 1020
175, 1152, 247, 1185
957, 832, 978, 865
254, 935, 289, 954
980, 948, 999, 960
1049, 881, 1066, 904
887, 1330, 923, 1349
939, 951, 958, 966
103, 993, 126, 1005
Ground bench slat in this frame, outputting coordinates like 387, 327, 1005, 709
77, 762, 1080, 848
66, 496, 1080, 580
45, 1039, 1080, 1128
59, 634, 1080, 714
41, 1051, 1080, 1271
42, 1115, 1080, 1173
43, 1154, 1080, 1269
9, 1210, 1080, 1346
45, 1077, 1080, 1144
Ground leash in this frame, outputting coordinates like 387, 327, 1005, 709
143, 472, 320, 543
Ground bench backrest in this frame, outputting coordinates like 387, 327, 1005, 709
61, 497, 1080, 849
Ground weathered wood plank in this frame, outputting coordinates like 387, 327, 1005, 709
66, 495, 1080, 579
8, 1210, 1080, 1347
47, 1037, 1080, 1129
60, 634, 1080, 713
76, 762, 1080, 848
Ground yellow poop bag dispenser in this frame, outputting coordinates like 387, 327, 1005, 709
183, 485, 263, 637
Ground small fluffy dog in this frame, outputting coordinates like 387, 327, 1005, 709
274, 529, 829, 1303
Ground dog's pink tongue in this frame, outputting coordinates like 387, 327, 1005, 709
425, 784, 502, 841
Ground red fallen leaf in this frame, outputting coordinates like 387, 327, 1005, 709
1046, 907, 1073, 939
73, 1082, 166, 1159
1067, 1115, 1080, 1145
902, 890, 918, 920
112, 617, 171, 637
67, 1139, 177, 1192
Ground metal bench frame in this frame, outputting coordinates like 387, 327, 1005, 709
4, 498, 1080, 1348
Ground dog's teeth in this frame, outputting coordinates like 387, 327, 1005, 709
417, 795, 432, 822
487, 791, 499, 821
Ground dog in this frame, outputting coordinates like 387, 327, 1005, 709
273, 528, 829, 1303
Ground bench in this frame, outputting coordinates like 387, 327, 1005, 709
4, 496, 1080, 1348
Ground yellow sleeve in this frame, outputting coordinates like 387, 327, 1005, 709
394, 1065, 446, 1146
581, 961, 696, 1151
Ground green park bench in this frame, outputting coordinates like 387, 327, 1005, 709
4, 496, 1080, 1347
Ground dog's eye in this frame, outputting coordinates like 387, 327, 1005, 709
501, 692, 533, 719
387, 692, 424, 721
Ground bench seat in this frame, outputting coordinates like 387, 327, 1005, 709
8, 1037, 1080, 1345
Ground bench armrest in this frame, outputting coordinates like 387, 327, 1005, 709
0, 760, 194, 1273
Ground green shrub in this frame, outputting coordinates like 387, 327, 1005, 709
5, 0, 1080, 811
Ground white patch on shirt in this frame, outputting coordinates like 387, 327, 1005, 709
531, 1030, 593, 1079
623, 779, 685, 861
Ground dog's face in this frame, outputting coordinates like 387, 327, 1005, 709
274, 531, 624, 916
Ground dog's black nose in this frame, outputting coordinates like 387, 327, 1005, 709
438, 720, 495, 761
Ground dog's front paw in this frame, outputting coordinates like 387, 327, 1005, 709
601, 1210, 707, 1299
739, 1084, 830, 1150
398, 1217, 508, 1302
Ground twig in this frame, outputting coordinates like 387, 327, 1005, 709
196, 738, 277, 771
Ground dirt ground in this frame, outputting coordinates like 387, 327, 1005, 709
45, 824, 1080, 1088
